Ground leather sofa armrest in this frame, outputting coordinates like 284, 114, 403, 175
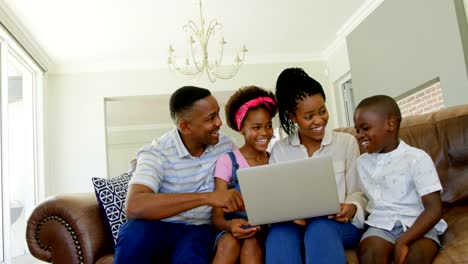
26, 192, 113, 264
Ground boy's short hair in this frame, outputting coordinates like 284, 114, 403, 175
169, 86, 211, 122
225, 86, 277, 131
355, 95, 402, 126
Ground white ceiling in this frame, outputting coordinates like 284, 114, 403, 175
2, 0, 377, 74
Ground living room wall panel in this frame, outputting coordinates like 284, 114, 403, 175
347, 0, 468, 107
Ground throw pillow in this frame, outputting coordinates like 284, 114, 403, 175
92, 172, 133, 245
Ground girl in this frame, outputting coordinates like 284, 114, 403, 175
212, 86, 277, 264
265, 68, 367, 264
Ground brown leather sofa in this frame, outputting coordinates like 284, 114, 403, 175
26, 104, 468, 264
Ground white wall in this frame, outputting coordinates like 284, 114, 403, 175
465, 0, 468, 20
105, 91, 251, 178
326, 41, 352, 128
455, 0, 468, 74
327, 42, 351, 84
44, 62, 330, 196
347, 0, 468, 107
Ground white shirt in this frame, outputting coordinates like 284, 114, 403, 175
131, 128, 235, 225
270, 129, 367, 228
357, 140, 447, 234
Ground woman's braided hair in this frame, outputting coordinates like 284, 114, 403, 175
275, 68, 326, 136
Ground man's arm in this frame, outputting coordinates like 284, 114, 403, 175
125, 183, 244, 220
212, 179, 233, 231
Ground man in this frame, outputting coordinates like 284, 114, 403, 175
114, 86, 243, 263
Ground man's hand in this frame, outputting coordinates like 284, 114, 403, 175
230, 219, 260, 239
394, 238, 409, 264
328, 203, 357, 223
209, 189, 244, 212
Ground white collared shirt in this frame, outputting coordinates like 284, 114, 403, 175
357, 140, 447, 234
270, 129, 367, 228
131, 128, 235, 225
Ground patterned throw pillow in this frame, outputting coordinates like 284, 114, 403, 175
92, 173, 133, 245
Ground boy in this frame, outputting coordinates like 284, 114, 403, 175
353, 95, 447, 264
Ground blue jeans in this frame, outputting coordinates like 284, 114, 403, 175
266, 217, 362, 264
114, 219, 215, 264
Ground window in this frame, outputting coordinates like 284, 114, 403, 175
334, 74, 356, 128
0, 25, 44, 263
342, 79, 356, 126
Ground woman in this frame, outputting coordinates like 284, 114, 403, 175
265, 68, 367, 264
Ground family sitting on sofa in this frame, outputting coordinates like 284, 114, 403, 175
113, 67, 446, 264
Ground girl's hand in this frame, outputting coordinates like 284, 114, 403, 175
230, 219, 260, 239
328, 203, 357, 223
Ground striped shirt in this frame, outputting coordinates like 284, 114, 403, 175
130, 128, 235, 225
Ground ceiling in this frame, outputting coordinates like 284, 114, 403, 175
2, 0, 375, 74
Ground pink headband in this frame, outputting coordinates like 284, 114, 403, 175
235, 97, 276, 130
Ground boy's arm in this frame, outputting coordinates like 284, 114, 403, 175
343, 137, 368, 228
394, 191, 443, 264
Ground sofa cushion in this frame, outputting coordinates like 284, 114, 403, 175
399, 104, 468, 204
92, 173, 133, 245
435, 205, 468, 263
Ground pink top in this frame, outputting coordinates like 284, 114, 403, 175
214, 149, 250, 182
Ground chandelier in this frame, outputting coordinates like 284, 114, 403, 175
168, 0, 247, 82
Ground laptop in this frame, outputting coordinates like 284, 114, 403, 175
236, 156, 340, 226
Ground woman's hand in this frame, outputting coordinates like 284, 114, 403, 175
328, 203, 357, 223
293, 219, 307, 226
230, 219, 260, 239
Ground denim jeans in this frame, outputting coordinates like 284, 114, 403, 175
114, 219, 215, 264
265, 217, 362, 264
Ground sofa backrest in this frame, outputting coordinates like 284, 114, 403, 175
335, 104, 468, 205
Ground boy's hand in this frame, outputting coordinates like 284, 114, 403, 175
230, 219, 260, 239
394, 239, 409, 264
328, 203, 357, 223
